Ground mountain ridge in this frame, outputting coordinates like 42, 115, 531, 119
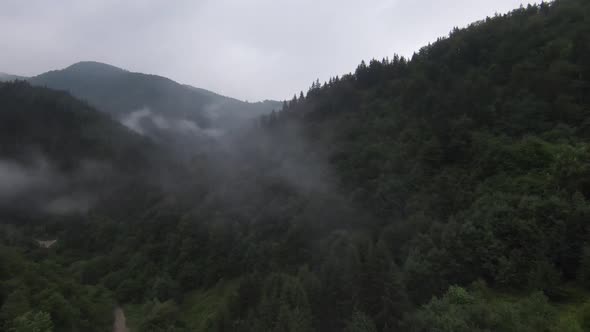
27, 61, 282, 134
0, 72, 26, 81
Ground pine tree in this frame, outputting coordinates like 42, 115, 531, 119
346, 311, 377, 332
11, 311, 53, 332
579, 246, 590, 288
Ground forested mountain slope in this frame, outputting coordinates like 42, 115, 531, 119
0, 81, 191, 222
260, 0, 590, 329
1, 0, 590, 331
0, 81, 152, 170
0, 82, 159, 332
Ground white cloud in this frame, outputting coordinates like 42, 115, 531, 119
121, 108, 225, 138
0, 159, 52, 197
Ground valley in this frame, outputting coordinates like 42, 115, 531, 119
1, 0, 590, 331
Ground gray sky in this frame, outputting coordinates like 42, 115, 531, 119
1, 0, 525, 101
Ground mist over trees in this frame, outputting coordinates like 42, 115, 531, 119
1, 0, 590, 331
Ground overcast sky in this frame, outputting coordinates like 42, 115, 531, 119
1, 0, 526, 101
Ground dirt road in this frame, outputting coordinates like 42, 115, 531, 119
113, 307, 129, 332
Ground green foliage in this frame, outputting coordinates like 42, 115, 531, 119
579, 302, 590, 331
402, 286, 561, 332
247, 273, 314, 332
579, 246, 590, 289
554, 316, 584, 332
0, 246, 114, 331
11, 311, 53, 332
177, 279, 240, 332
1, 289, 30, 331
346, 311, 377, 332
138, 300, 188, 332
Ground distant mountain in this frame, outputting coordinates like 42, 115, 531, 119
0, 72, 26, 82
29, 61, 282, 133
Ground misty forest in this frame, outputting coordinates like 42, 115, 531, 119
1, 0, 590, 331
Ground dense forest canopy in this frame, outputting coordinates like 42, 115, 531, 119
1, 0, 590, 331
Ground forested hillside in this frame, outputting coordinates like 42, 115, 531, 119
0, 81, 152, 169
0, 82, 157, 332
1, 0, 590, 331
